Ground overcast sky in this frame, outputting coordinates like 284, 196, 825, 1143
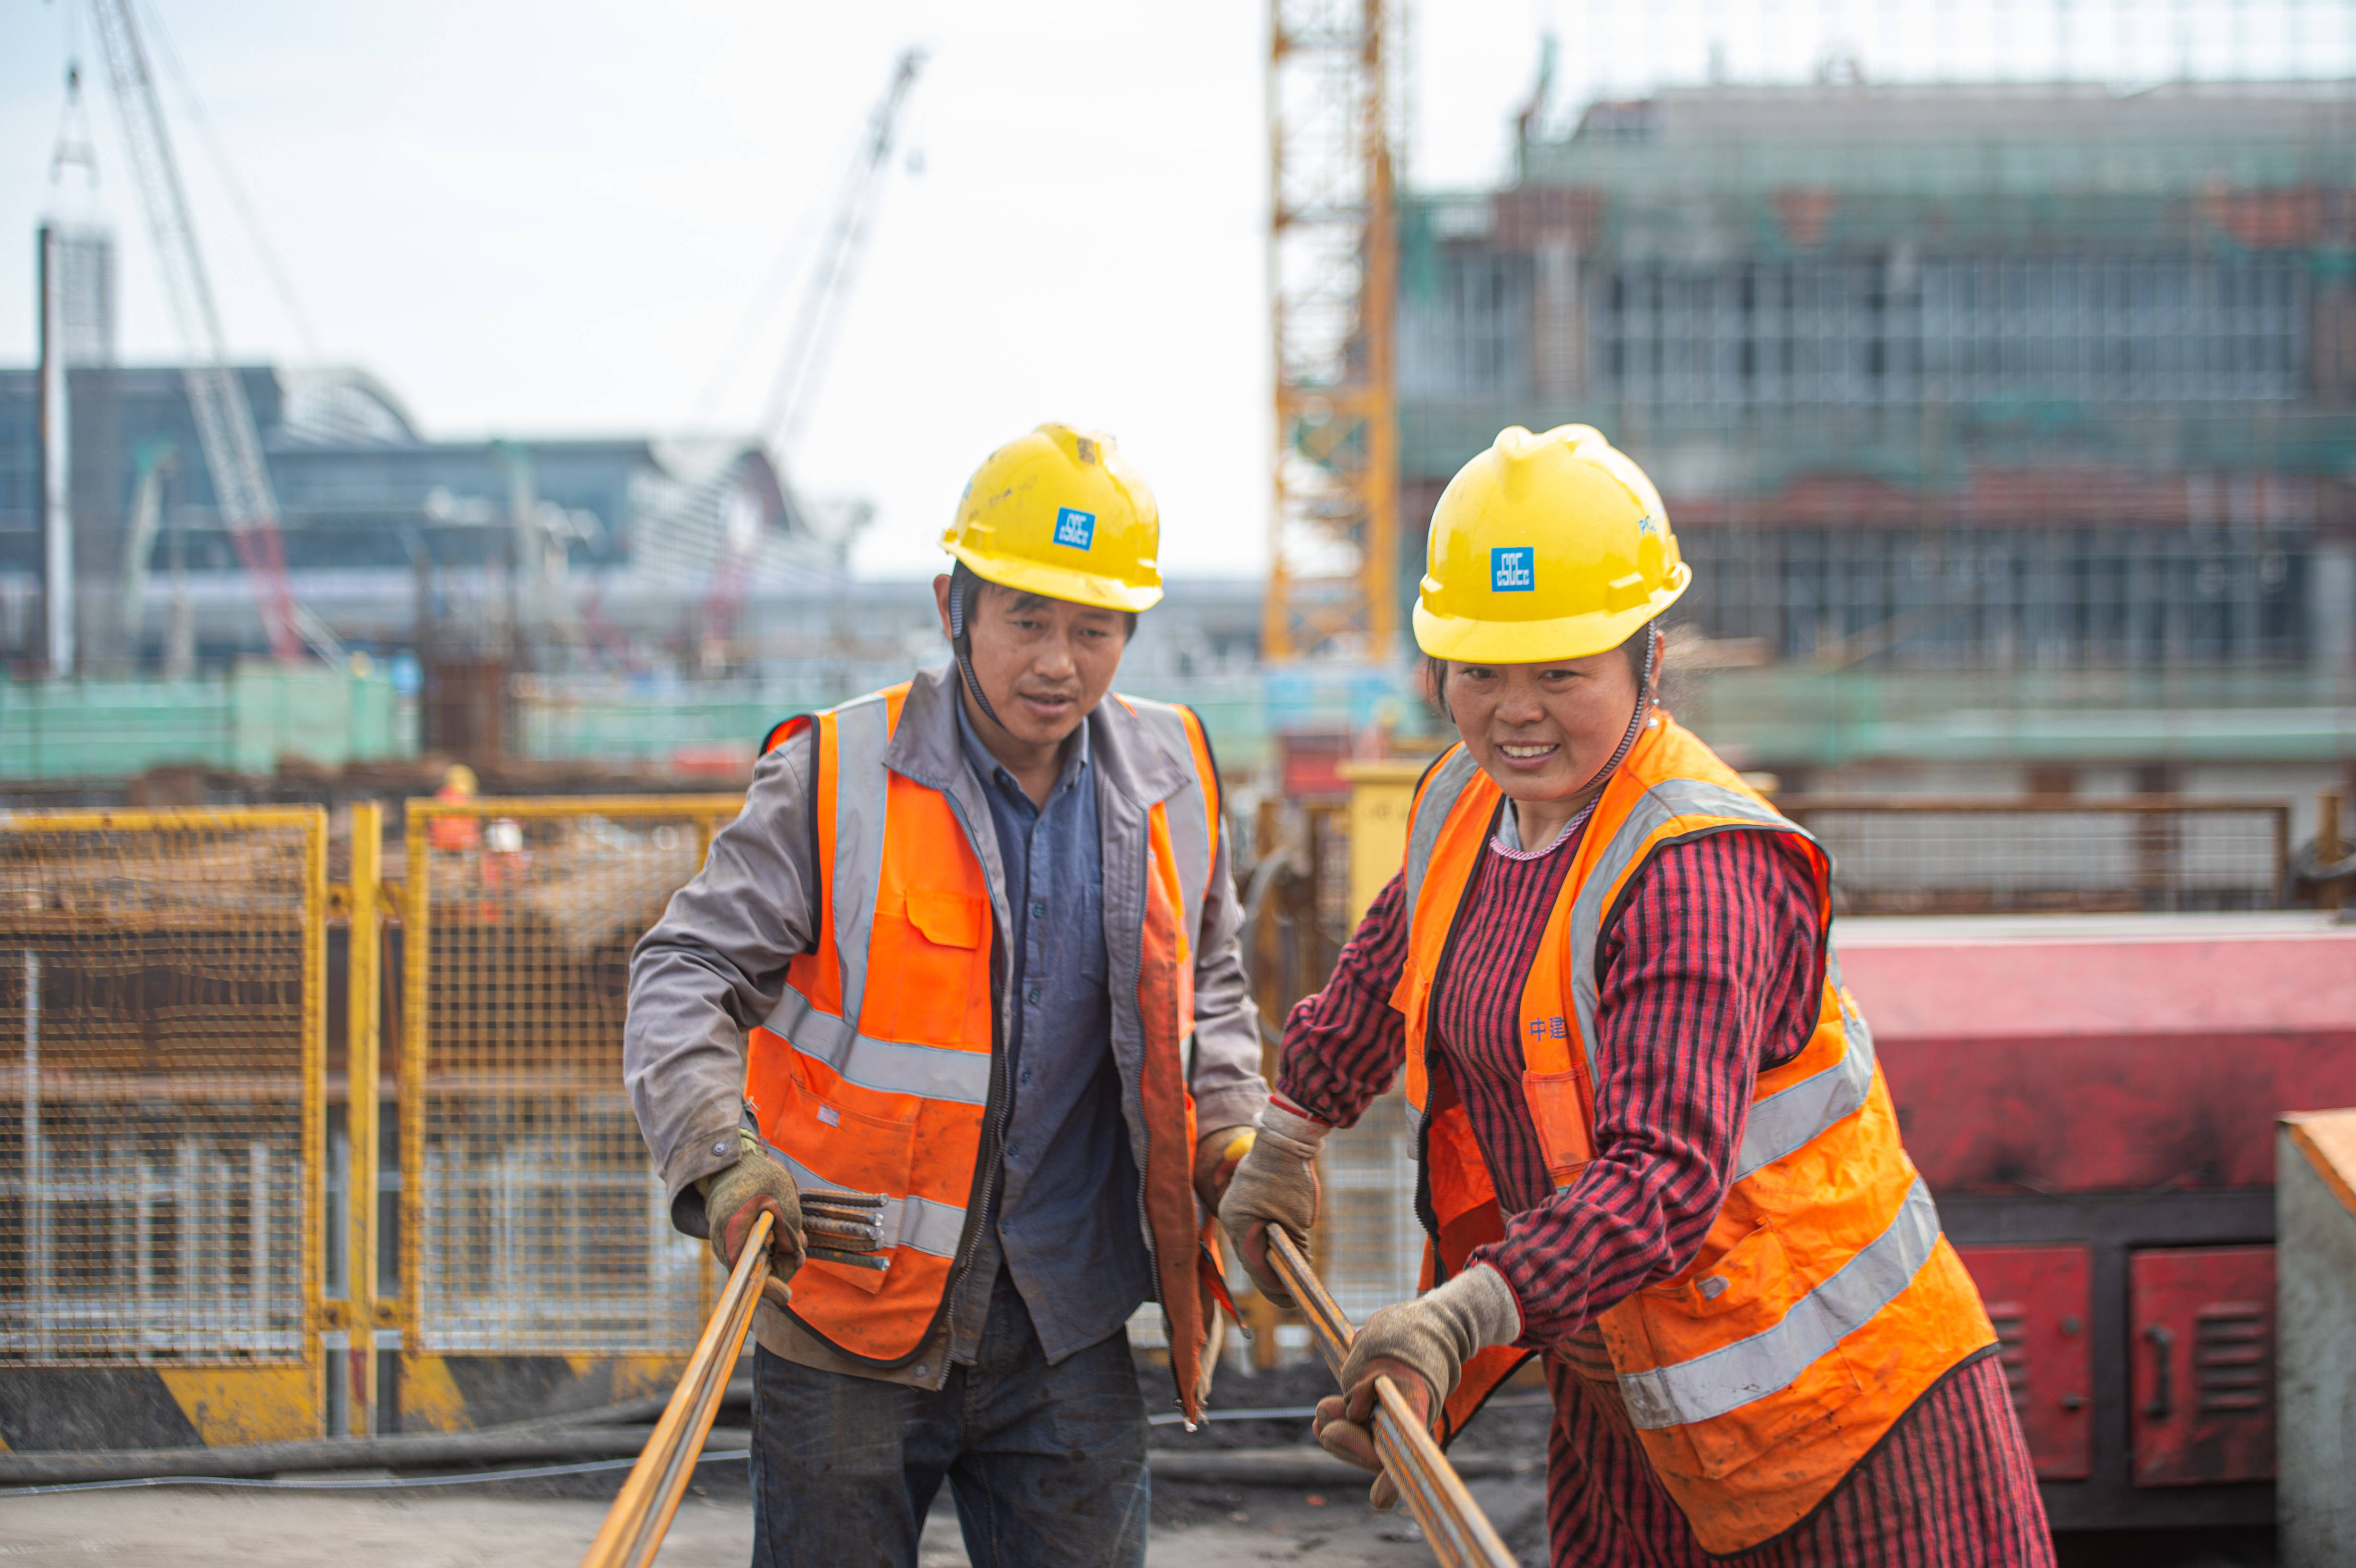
3, 1, 2345, 579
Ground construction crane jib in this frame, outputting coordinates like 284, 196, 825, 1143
1267, 0, 1400, 662
702, 48, 925, 654
86, 0, 337, 665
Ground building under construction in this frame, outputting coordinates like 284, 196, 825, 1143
1397, 78, 2356, 798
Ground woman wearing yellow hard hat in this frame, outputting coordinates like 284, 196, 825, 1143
1223, 427, 2050, 1564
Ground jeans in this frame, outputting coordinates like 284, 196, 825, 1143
749, 1269, 1149, 1568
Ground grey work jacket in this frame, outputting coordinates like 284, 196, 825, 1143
624, 662, 1268, 1385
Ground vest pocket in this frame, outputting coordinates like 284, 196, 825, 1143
1624, 1221, 1864, 1481
862, 889, 988, 1046
773, 1054, 918, 1297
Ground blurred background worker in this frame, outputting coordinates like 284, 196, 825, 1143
426, 764, 482, 851
625, 424, 1266, 1568
1221, 426, 2051, 1567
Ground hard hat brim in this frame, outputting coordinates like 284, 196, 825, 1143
945, 541, 1164, 614
1413, 566, 1690, 665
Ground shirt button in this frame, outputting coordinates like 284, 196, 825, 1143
712, 1140, 729, 1156
1026, 988, 1041, 1004
1019, 1068, 1031, 1085
1030, 901, 1045, 918
1007, 1142, 1022, 1160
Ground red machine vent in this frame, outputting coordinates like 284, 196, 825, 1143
2130, 1246, 2276, 1487
2192, 1302, 2270, 1414
1953, 1245, 2092, 1479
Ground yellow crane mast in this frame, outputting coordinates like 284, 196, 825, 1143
1266, 0, 1400, 662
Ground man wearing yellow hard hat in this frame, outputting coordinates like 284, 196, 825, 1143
1222, 427, 2051, 1564
626, 425, 1266, 1566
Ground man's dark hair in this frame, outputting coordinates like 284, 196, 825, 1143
1422, 623, 1660, 719
947, 562, 1139, 642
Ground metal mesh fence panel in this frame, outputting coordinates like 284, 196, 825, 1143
0, 809, 325, 1365
404, 797, 739, 1357
1320, 1093, 1424, 1326
1783, 799, 2292, 914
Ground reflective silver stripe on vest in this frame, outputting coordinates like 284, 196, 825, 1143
760, 988, 993, 1105
1127, 697, 1215, 944
1402, 748, 1482, 914
829, 692, 894, 1029
761, 1137, 969, 1261
1732, 951, 1877, 1181
1617, 1175, 1946, 1430
1568, 781, 1805, 1084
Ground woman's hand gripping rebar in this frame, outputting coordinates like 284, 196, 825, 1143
1263, 1229, 1517, 1568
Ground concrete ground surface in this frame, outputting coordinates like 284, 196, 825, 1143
0, 1468, 1551, 1567
0, 1471, 2290, 1566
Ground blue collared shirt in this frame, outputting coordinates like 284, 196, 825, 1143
945, 697, 1153, 1365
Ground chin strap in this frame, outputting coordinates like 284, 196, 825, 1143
946, 576, 1007, 733
1572, 623, 1659, 801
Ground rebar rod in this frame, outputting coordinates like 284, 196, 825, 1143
1266, 1229, 1516, 1568
579, 1211, 772, 1568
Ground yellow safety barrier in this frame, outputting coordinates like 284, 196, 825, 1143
400, 796, 743, 1363
0, 787, 1455, 1453
0, 808, 330, 1439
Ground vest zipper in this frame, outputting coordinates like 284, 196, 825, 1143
935, 787, 1014, 1301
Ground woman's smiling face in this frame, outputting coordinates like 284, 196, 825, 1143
1439, 645, 1643, 809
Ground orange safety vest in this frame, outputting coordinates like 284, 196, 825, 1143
746, 681, 1231, 1417
1392, 712, 1995, 1554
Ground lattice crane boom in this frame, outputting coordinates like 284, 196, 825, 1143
86, 0, 334, 664
1266, 0, 1400, 662
704, 47, 924, 652
758, 48, 926, 453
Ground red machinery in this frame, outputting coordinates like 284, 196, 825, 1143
1842, 913, 2356, 1529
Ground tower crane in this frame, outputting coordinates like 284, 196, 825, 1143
701, 48, 925, 654
86, 0, 339, 664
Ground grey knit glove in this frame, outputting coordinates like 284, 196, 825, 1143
1217, 1104, 1326, 1307
1313, 1264, 1522, 1508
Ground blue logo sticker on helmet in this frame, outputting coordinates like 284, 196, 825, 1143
1053, 507, 1097, 550
1491, 546, 1536, 592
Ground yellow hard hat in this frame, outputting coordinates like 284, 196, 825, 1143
442, 764, 479, 796
942, 424, 1163, 613
1413, 425, 1690, 665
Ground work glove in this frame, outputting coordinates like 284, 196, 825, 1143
1312, 1263, 1522, 1510
1217, 1103, 1326, 1308
1194, 1124, 1257, 1213
697, 1131, 806, 1311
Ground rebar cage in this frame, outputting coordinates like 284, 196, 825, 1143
402, 796, 740, 1359
0, 808, 327, 1368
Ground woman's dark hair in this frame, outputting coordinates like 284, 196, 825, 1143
1422, 623, 1662, 720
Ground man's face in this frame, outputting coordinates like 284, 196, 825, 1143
932, 575, 1128, 750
